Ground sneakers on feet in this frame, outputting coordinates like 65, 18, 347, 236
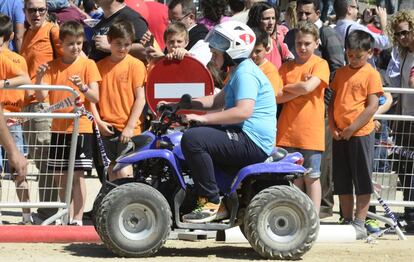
68, 222, 82, 226
338, 218, 352, 225
182, 197, 220, 223
365, 219, 381, 234
351, 221, 368, 240
18, 220, 34, 225
215, 201, 229, 221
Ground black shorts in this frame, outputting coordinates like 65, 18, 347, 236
48, 133, 93, 171
332, 132, 374, 195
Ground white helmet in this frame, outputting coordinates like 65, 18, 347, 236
205, 21, 256, 60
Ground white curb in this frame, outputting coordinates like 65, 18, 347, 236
219, 225, 357, 243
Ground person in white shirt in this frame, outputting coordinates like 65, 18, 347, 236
333, 0, 391, 51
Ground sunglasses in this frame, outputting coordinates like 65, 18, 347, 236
169, 12, 191, 23
394, 30, 410, 38
26, 7, 47, 15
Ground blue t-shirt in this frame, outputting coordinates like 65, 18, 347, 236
0, 0, 25, 52
224, 59, 276, 155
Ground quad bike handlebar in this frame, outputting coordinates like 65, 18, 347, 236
153, 94, 194, 135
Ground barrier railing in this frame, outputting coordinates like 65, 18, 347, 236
0, 85, 80, 225
369, 87, 414, 240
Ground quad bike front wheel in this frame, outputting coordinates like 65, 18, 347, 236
96, 182, 172, 257
92, 178, 136, 231
244, 185, 319, 260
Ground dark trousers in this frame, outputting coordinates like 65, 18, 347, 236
181, 126, 268, 203
393, 121, 414, 220
320, 118, 334, 216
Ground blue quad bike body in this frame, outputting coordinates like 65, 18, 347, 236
93, 107, 319, 260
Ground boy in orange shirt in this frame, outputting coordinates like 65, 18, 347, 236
92, 20, 147, 182
328, 30, 383, 240
0, 14, 32, 224
250, 27, 283, 97
0, 14, 28, 120
35, 21, 101, 226
146, 22, 211, 66
276, 21, 330, 213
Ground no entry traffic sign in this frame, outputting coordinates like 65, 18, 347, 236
146, 56, 214, 115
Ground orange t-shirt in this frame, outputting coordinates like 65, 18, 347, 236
43, 57, 101, 133
331, 63, 383, 136
20, 22, 61, 81
259, 60, 283, 96
0, 50, 27, 112
0, 54, 22, 78
97, 54, 147, 135
20, 22, 61, 104
277, 55, 330, 151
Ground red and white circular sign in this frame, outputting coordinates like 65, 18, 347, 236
146, 56, 214, 115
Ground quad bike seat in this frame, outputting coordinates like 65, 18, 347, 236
131, 135, 153, 150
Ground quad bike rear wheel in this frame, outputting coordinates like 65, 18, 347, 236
244, 185, 319, 260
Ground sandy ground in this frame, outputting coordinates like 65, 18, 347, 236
0, 235, 413, 262
1, 173, 414, 261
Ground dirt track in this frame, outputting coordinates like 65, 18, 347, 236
1, 234, 413, 262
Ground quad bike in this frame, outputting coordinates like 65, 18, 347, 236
93, 97, 319, 260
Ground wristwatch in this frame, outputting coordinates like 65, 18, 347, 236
79, 84, 89, 93
3, 79, 10, 88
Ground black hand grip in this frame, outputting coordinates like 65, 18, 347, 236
179, 94, 192, 109
157, 103, 174, 113
189, 120, 202, 128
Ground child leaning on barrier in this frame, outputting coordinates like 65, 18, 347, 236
373, 92, 393, 174
90, 20, 147, 182
0, 14, 32, 224
328, 30, 384, 240
276, 21, 330, 213
35, 21, 101, 226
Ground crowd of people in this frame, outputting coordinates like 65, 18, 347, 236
0, 0, 413, 239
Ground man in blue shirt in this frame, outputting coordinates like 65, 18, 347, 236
333, 0, 391, 52
0, 0, 25, 52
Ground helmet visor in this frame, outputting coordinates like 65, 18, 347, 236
205, 30, 230, 53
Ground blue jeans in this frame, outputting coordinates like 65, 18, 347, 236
0, 124, 27, 172
285, 147, 322, 179
374, 120, 391, 173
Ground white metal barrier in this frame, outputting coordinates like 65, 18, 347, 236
369, 87, 414, 240
0, 85, 81, 225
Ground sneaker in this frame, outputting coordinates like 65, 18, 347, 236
338, 218, 351, 225
182, 197, 220, 223
69, 219, 83, 226
68, 222, 82, 226
18, 220, 34, 225
365, 219, 381, 234
351, 221, 368, 240
215, 202, 229, 221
